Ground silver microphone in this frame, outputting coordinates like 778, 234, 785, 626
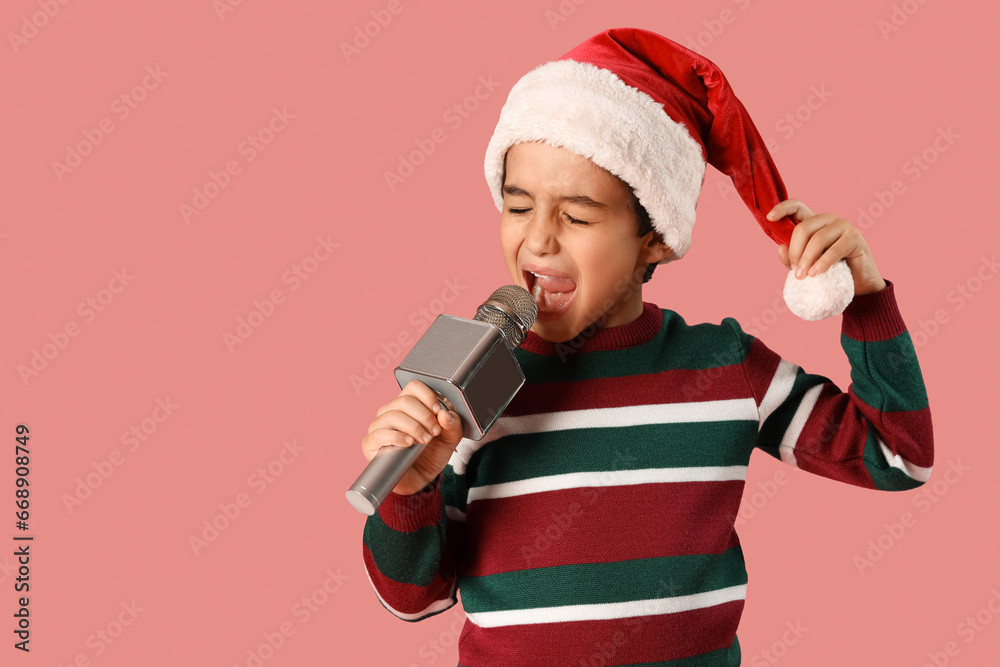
346, 285, 537, 515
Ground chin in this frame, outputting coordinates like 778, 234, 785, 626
531, 320, 579, 344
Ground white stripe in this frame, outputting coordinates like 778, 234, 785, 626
465, 584, 747, 628
758, 360, 799, 431
778, 384, 824, 468
449, 399, 758, 474
445, 505, 466, 522
878, 438, 933, 482
467, 466, 748, 503
362, 561, 456, 621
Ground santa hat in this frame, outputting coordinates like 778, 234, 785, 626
483, 27, 854, 321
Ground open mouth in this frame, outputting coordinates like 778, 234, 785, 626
523, 269, 577, 320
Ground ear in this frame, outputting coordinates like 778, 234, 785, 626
640, 230, 672, 264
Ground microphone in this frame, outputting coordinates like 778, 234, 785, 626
346, 285, 538, 515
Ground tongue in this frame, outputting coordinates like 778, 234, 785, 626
533, 273, 576, 293
532, 284, 573, 312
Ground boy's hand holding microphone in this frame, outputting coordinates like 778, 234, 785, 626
361, 381, 464, 496
346, 284, 537, 514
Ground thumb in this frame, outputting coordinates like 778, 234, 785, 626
777, 244, 792, 270
438, 409, 464, 445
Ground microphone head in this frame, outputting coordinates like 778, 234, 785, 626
474, 285, 537, 350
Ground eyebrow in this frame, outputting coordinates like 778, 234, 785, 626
502, 184, 609, 209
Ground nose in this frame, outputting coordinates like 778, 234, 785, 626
523, 206, 561, 256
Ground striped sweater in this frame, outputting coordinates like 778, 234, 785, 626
362, 280, 934, 666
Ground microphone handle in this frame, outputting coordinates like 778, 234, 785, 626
345, 396, 447, 515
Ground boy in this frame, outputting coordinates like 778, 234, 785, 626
359, 28, 933, 666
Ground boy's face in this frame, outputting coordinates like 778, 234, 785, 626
500, 141, 669, 343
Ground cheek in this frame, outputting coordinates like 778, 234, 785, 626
579, 249, 633, 295
575, 246, 615, 279
499, 224, 515, 252
499, 224, 520, 268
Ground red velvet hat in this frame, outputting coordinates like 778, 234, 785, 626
484, 27, 854, 320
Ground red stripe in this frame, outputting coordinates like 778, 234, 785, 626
786, 383, 877, 488
362, 542, 456, 616
503, 365, 751, 417
789, 385, 933, 485
462, 482, 743, 577
378, 480, 442, 533
840, 281, 908, 342
853, 399, 934, 468
459, 599, 743, 665
743, 338, 784, 407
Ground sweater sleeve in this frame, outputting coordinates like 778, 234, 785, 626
727, 279, 934, 491
361, 465, 466, 621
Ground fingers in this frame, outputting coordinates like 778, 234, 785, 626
361, 427, 418, 461
368, 404, 441, 445
785, 212, 839, 277
375, 382, 441, 427
767, 198, 815, 224
401, 379, 447, 416
400, 381, 463, 443
806, 234, 856, 278
367, 381, 463, 455
792, 218, 843, 277
371, 385, 442, 442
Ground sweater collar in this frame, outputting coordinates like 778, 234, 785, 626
519, 301, 662, 355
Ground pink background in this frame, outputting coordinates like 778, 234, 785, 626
2, 0, 997, 665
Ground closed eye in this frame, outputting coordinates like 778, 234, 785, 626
506, 208, 591, 225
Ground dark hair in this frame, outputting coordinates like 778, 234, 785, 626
628, 189, 659, 284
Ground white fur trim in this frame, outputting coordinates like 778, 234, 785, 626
783, 259, 855, 321
484, 59, 706, 262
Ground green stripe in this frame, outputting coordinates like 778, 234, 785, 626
363, 510, 445, 587
459, 546, 748, 613
514, 312, 747, 383
472, 421, 757, 487
840, 333, 928, 412
440, 466, 468, 512
861, 424, 926, 491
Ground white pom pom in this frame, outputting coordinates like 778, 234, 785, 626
783, 259, 855, 321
